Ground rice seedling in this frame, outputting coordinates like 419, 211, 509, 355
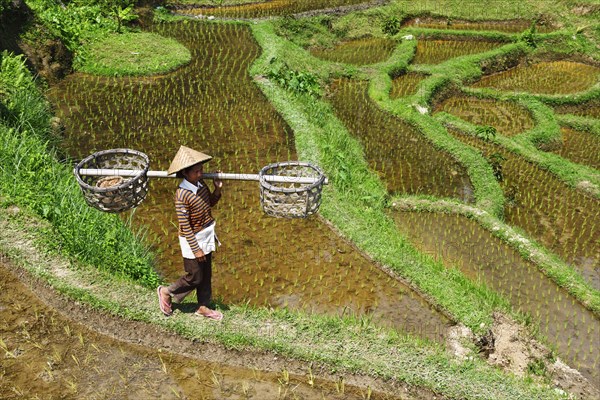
328, 77, 474, 201
434, 94, 535, 137
554, 99, 600, 119
389, 72, 427, 99
404, 17, 554, 33
546, 127, 600, 170
172, 0, 367, 19
412, 39, 503, 65
309, 37, 396, 65
471, 61, 600, 95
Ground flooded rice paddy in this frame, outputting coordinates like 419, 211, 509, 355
0, 261, 407, 400
471, 60, 600, 95
389, 72, 427, 99
412, 39, 503, 65
404, 17, 554, 33
554, 99, 600, 119
309, 37, 396, 65
328, 78, 474, 202
434, 94, 535, 137
47, 22, 450, 341
549, 127, 600, 170
173, 0, 371, 19
391, 211, 600, 385
443, 129, 600, 289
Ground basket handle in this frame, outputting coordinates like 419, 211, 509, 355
78, 168, 328, 185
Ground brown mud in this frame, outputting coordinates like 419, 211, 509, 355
549, 127, 600, 170
412, 39, 503, 65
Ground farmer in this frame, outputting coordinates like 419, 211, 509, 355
157, 145, 224, 320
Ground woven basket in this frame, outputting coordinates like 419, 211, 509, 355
259, 161, 325, 218
74, 149, 149, 213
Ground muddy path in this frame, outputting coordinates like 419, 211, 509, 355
0, 258, 437, 400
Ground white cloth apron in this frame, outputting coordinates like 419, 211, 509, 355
178, 221, 220, 259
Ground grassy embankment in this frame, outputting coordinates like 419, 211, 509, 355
23, 0, 191, 75
0, 48, 569, 399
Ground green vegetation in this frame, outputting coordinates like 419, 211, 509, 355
23, 0, 190, 75
78, 32, 191, 76
0, 51, 159, 287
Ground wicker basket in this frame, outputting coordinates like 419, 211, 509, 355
74, 149, 149, 213
259, 161, 325, 218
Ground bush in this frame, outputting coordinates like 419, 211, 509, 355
382, 15, 401, 36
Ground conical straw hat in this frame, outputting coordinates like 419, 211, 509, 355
168, 146, 212, 175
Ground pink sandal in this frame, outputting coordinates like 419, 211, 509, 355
195, 308, 223, 321
157, 286, 173, 316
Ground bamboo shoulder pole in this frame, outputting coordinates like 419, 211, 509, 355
78, 169, 328, 185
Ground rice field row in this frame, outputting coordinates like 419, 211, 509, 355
412, 39, 503, 65
443, 128, 599, 289
328, 77, 475, 202
471, 60, 600, 95
434, 94, 535, 137
309, 37, 396, 65
404, 17, 555, 33
172, 0, 370, 19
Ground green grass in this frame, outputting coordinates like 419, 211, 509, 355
77, 32, 191, 76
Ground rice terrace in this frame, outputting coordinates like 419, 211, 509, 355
0, 0, 599, 399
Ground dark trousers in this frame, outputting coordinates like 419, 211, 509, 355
167, 253, 212, 307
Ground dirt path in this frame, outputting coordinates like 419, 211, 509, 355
0, 257, 437, 400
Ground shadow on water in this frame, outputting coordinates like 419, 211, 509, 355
327, 78, 474, 202
391, 210, 600, 387
47, 22, 450, 342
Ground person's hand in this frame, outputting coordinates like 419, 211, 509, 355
197, 254, 206, 263
213, 170, 223, 189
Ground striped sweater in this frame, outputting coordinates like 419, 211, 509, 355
175, 179, 221, 258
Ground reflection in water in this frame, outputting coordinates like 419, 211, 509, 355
47, 22, 450, 342
392, 211, 600, 387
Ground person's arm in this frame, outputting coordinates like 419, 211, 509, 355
175, 189, 205, 259
208, 171, 223, 207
